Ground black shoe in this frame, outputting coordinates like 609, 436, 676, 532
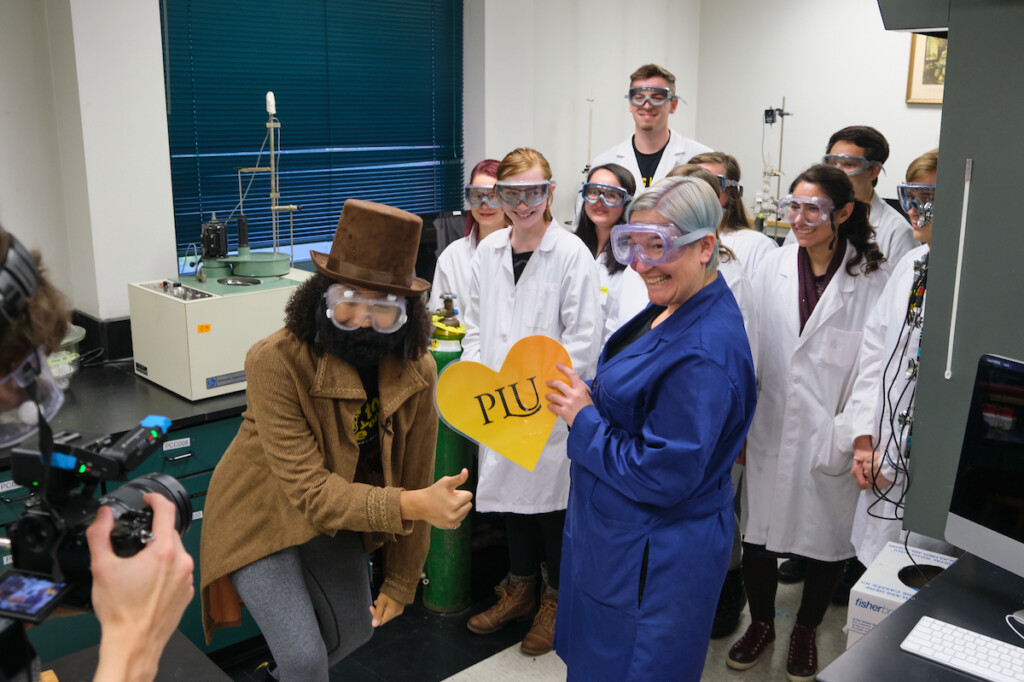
831, 559, 866, 606
711, 568, 747, 639
778, 558, 807, 584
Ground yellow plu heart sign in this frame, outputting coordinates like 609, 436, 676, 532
435, 335, 571, 471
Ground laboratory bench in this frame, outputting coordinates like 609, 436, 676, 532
1, 362, 260, 663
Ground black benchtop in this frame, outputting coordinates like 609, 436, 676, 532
1, 362, 247, 470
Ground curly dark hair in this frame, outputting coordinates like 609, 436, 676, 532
284, 273, 432, 362
789, 165, 885, 276
0, 227, 70, 373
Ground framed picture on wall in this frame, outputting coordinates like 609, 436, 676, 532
906, 33, 947, 104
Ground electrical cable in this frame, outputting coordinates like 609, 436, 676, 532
864, 255, 929, 524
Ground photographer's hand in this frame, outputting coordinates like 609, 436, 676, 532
88, 493, 194, 682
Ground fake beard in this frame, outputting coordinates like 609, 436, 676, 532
315, 306, 407, 368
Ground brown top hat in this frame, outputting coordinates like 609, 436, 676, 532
310, 199, 430, 296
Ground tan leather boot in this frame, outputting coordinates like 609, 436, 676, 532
520, 586, 557, 655
466, 573, 537, 635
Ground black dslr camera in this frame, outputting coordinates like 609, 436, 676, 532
0, 415, 192, 622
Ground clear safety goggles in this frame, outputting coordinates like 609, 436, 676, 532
0, 347, 65, 448
626, 87, 676, 108
464, 185, 501, 209
581, 183, 631, 208
323, 284, 407, 334
610, 223, 714, 266
494, 181, 552, 207
715, 175, 743, 196
822, 154, 884, 177
777, 195, 835, 227
897, 183, 935, 214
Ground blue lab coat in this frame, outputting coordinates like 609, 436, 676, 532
555, 275, 757, 681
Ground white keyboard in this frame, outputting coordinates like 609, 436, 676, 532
901, 616, 1024, 682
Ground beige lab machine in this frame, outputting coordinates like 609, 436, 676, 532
128, 271, 310, 400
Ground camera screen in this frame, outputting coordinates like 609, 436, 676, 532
0, 570, 71, 623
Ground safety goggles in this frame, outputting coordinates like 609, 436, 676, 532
897, 183, 935, 214
777, 195, 835, 227
0, 347, 65, 448
610, 223, 714, 266
464, 185, 501, 209
323, 284, 407, 334
626, 87, 676, 108
581, 183, 631, 208
822, 154, 884, 177
715, 175, 743, 196
494, 181, 552, 207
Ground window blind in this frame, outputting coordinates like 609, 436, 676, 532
161, 0, 463, 253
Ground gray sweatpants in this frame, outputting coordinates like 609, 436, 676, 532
230, 531, 374, 682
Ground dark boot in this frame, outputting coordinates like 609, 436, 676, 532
520, 583, 557, 656
786, 624, 818, 682
727, 620, 775, 670
467, 573, 537, 635
711, 567, 747, 639
778, 558, 807, 583
831, 559, 866, 606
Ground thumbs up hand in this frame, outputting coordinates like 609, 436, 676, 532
399, 468, 473, 529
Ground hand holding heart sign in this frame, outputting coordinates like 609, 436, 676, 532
435, 336, 573, 471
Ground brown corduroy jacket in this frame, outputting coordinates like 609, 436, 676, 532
199, 328, 438, 643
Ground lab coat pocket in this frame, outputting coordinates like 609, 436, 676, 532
578, 499, 651, 616
810, 327, 863, 370
521, 283, 560, 330
810, 417, 852, 476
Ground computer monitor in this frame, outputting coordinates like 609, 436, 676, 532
945, 354, 1024, 578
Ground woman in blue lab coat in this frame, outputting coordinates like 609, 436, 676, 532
546, 176, 758, 681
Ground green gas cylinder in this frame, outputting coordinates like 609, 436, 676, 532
423, 294, 472, 613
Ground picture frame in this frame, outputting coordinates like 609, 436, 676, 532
906, 33, 947, 104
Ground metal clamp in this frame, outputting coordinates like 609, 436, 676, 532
1, 489, 31, 504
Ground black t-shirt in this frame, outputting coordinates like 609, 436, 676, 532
353, 364, 383, 487
512, 250, 533, 284
606, 306, 663, 361
633, 136, 668, 189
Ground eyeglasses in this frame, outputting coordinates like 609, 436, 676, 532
822, 154, 883, 177
897, 183, 935, 214
715, 175, 743, 196
610, 223, 714, 266
464, 185, 501, 208
777, 195, 835, 227
581, 183, 631, 208
323, 284, 407, 334
626, 87, 676, 108
494, 181, 552, 207
0, 347, 65, 448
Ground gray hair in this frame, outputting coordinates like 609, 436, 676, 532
626, 176, 723, 271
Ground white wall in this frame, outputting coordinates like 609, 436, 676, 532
0, 0, 71, 294
696, 0, 942, 208
469, 0, 703, 225
0, 0, 176, 320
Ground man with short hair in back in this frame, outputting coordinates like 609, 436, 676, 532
590, 63, 712, 192
785, 125, 918, 266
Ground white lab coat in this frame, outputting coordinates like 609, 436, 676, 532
719, 227, 779, 282
461, 221, 603, 513
783, 192, 918, 266
742, 243, 890, 561
590, 130, 713, 194
718, 256, 758, 370
428, 232, 492, 317
841, 244, 955, 565
597, 251, 649, 344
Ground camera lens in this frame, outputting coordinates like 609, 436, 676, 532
99, 472, 193, 536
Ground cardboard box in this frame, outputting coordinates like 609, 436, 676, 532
845, 541, 958, 648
